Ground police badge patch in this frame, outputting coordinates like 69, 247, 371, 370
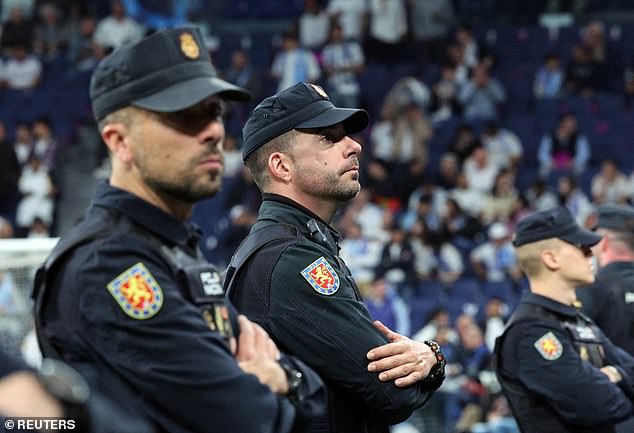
107, 262, 163, 319
179, 32, 200, 59
534, 331, 563, 360
300, 256, 340, 295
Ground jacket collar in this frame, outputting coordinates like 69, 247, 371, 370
521, 291, 578, 318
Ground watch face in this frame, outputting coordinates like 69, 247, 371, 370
39, 359, 90, 404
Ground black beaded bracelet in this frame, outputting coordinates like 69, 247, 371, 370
423, 340, 446, 382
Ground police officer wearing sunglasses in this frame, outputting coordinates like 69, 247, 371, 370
32, 27, 325, 433
494, 206, 634, 433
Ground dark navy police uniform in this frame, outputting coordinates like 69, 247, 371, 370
495, 291, 634, 433
494, 206, 634, 433
33, 183, 325, 433
227, 194, 444, 433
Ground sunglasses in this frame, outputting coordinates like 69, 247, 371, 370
152, 99, 225, 136
573, 243, 593, 258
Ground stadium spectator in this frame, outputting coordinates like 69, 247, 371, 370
591, 158, 629, 204
463, 146, 501, 194
434, 152, 461, 190
321, 22, 365, 108
0, 5, 34, 52
447, 123, 480, 164
0, 121, 21, 223
338, 188, 390, 242
363, 277, 411, 336
66, 15, 104, 75
15, 155, 55, 235
411, 218, 464, 283
31, 117, 58, 172
409, 0, 454, 65
525, 178, 558, 211
470, 222, 521, 283
377, 221, 418, 294
458, 63, 506, 121
271, 29, 320, 92
440, 197, 485, 246
564, 44, 602, 96
429, 62, 462, 123
537, 112, 591, 178
33, 2, 64, 58
449, 172, 486, 219
533, 53, 564, 99
365, 0, 408, 64
297, 0, 330, 50
480, 121, 523, 170
222, 49, 262, 137
482, 168, 519, 224
93, 0, 143, 52
12, 123, 34, 166
556, 174, 594, 226
326, 0, 368, 41
1, 44, 42, 90
339, 221, 383, 283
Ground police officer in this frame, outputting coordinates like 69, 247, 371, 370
225, 82, 446, 433
494, 206, 634, 433
577, 203, 634, 433
33, 28, 325, 433
577, 204, 634, 356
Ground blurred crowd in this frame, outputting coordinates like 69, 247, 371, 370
1, 1, 634, 432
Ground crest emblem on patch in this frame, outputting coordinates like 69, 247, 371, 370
300, 256, 339, 295
107, 262, 163, 319
534, 331, 563, 360
179, 32, 200, 59
308, 83, 329, 99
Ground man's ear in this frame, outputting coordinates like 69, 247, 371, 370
541, 249, 560, 271
101, 123, 133, 164
267, 152, 293, 183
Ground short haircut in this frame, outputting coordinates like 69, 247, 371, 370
245, 129, 300, 191
515, 238, 561, 278
599, 228, 634, 253
97, 105, 139, 131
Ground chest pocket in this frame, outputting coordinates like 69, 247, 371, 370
562, 321, 605, 368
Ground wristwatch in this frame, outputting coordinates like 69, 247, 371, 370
279, 360, 304, 404
422, 340, 446, 382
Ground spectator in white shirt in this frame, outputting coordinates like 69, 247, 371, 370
93, 0, 143, 52
327, 0, 368, 41
15, 156, 54, 232
480, 121, 523, 170
591, 158, 629, 204
463, 146, 501, 194
298, 0, 331, 50
470, 223, 521, 283
366, 0, 407, 63
0, 45, 41, 90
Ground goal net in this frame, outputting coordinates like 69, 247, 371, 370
0, 238, 58, 360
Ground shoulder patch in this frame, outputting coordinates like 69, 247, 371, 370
534, 331, 563, 360
107, 262, 163, 319
300, 256, 340, 295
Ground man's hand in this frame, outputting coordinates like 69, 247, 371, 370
600, 365, 622, 383
366, 320, 437, 387
0, 372, 63, 418
234, 315, 288, 394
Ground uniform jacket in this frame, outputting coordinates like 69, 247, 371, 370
578, 262, 634, 356
495, 291, 634, 433
228, 194, 443, 433
36, 183, 325, 433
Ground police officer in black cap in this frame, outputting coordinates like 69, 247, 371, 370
33, 27, 325, 433
577, 204, 634, 356
494, 206, 634, 433
577, 203, 634, 433
225, 82, 446, 433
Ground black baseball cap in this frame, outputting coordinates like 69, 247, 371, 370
241, 82, 368, 161
513, 206, 602, 247
90, 27, 250, 122
595, 203, 634, 233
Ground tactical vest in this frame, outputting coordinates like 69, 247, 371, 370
494, 303, 614, 433
225, 218, 387, 433
32, 208, 236, 362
